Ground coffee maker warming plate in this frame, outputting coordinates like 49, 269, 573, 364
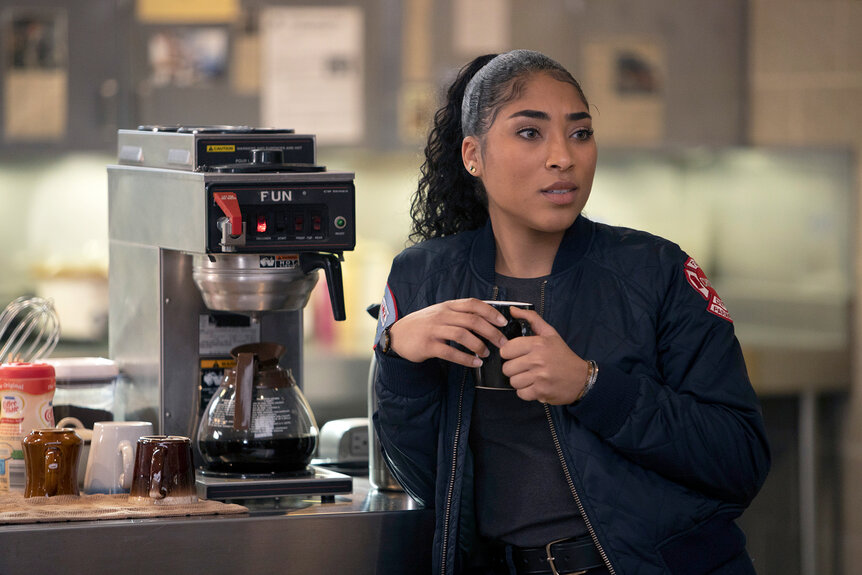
195, 465, 352, 501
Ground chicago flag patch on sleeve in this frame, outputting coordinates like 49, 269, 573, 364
683, 257, 733, 322
374, 283, 399, 348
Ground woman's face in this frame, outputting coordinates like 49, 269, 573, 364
463, 72, 597, 239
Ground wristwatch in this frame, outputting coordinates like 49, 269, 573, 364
380, 324, 396, 356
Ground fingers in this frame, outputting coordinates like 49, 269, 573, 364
450, 298, 509, 327
498, 335, 531, 361
505, 367, 546, 402
389, 298, 510, 365
430, 299, 513, 368
508, 373, 566, 404
434, 343, 485, 368
503, 357, 538, 389
515, 386, 543, 403
436, 324, 493, 358
498, 330, 587, 405
508, 306, 554, 336
443, 299, 509, 350
451, 298, 509, 331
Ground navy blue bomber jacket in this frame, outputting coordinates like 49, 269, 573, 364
373, 215, 771, 575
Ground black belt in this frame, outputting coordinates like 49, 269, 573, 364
490, 537, 606, 575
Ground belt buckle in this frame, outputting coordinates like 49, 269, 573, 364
544, 538, 587, 575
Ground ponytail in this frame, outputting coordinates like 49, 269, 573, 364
409, 54, 496, 243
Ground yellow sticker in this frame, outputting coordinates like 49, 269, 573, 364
136, 0, 239, 23
206, 144, 236, 153
200, 359, 236, 369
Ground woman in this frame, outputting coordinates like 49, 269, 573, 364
372, 49, 770, 575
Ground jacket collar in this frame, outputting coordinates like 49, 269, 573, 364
470, 214, 595, 283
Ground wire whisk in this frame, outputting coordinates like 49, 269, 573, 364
0, 296, 61, 364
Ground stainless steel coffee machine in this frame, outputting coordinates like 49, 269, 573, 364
107, 126, 355, 498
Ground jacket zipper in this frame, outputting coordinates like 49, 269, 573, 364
544, 404, 616, 574
440, 368, 467, 575
441, 286, 497, 574
537, 279, 616, 575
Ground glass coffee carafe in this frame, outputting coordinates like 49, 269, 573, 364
197, 342, 318, 474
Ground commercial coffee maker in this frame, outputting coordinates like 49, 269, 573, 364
107, 126, 355, 498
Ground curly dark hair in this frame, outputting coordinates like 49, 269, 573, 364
409, 55, 496, 243
409, 50, 588, 243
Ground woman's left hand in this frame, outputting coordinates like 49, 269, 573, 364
501, 307, 589, 405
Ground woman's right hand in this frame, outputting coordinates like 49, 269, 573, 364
387, 298, 509, 367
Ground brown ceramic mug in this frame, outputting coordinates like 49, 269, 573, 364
128, 435, 198, 505
22, 428, 82, 498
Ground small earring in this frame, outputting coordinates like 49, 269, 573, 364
469, 165, 476, 173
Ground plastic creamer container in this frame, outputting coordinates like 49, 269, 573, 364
47, 357, 119, 429
0, 362, 56, 490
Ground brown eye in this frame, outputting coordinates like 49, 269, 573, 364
517, 128, 540, 140
572, 128, 594, 141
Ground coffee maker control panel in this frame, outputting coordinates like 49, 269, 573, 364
206, 180, 355, 253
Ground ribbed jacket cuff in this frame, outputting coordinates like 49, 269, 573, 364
375, 349, 441, 398
571, 363, 640, 438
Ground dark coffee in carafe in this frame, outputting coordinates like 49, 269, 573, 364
200, 436, 317, 473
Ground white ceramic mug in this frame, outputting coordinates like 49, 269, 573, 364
56, 416, 93, 489
83, 421, 153, 494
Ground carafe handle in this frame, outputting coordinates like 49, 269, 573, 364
234, 351, 256, 431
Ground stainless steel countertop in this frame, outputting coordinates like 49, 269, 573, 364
0, 477, 434, 575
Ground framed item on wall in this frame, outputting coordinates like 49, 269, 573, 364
2, 7, 68, 142
260, 6, 364, 146
583, 38, 666, 146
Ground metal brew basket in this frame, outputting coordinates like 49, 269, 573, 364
192, 253, 319, 312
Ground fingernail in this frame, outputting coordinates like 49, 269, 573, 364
496, 315, 507, 326
472, 357, 483, 367
480, 348, 490, 358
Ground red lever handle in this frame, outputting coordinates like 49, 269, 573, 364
214, 192, 242, 236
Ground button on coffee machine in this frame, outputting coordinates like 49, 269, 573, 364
107, 126, 355, 499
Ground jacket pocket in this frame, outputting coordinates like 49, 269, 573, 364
657, 511, 747, 575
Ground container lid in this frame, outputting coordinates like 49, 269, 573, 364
0, 362, 55, 379
45, 357, 119, 381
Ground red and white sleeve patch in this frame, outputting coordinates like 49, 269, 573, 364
684, 257, 732, 322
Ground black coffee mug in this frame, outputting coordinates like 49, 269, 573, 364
474, 301, 533, 390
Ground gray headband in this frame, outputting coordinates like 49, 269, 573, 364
461, 52, 512, 137
460, 49, 560, 137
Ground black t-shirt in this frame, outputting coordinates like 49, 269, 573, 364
468, 274, 589, 547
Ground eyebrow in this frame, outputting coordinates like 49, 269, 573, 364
508, 110, 592, 122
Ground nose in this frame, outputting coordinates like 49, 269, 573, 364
544, 132, 574, 171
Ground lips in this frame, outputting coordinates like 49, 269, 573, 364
542, 181, 576, 193
541, 182, 578, 204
